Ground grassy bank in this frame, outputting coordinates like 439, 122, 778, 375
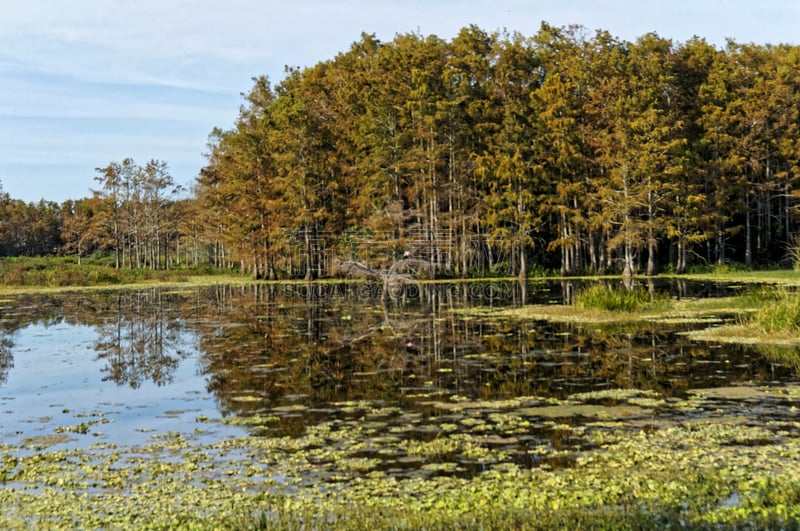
681, 267, 800, 286
4, 257, 800, 290
680, 287, 800, 349
0, 256, 249, 292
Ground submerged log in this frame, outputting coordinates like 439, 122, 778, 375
337, 258, 434, 281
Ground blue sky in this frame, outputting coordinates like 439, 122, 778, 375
1, 0, 798, 203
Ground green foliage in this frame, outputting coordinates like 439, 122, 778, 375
575, 284, 657, 312
659, 262, 676, 275
527, 263, 553, 278
689, 262, 752, 275
488, 261, 510, 278
750, 289, 800, 333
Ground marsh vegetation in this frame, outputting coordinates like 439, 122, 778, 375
0, 256, 242, 288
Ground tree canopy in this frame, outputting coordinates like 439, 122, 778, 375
194, 24, 800, 277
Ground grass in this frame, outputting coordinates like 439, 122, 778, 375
575, 284, 668, 313
471, 297, 731, 326
0, 256, 250, 292
753, 344, 800, 371
678, 287, 800, 346
681, 267, 800, 286
749, 288, 800, 333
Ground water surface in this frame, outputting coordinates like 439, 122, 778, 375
1, 281, 797, 474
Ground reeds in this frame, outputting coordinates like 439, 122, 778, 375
749, 288, 800, 333
575, 284, 659, 313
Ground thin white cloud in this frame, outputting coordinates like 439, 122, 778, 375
5, 0, 797, 92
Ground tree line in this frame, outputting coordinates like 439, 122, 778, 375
4, 23, 800, 278
197, 23, 800, 278
0, 161, 199, 270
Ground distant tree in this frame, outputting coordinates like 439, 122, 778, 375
61, 199, 94, 264
534, 23, 592, 275
476, 32, 543, 279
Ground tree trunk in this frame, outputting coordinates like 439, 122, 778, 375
676, 237, 686, 274
647, 224, 656, 276
745, 204, 752, 267
304, 225, 315, 281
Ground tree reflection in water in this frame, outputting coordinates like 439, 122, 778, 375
93, 290, 191, 388
0, 281, 796, 421
189, 281, 799, 422
0, 335, 12, 385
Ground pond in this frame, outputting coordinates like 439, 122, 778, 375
1, 281, 796, 454
2, 279, 800, 527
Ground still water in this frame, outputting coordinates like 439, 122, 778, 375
0, 281, 796, 457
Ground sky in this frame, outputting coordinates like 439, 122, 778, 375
1, 0, 798, 204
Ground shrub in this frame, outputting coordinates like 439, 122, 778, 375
687, 262, 752, 275
489, 261, 509, 278
46, 267, 88, 287
527, 263, 553, 278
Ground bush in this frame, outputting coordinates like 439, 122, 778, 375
47, 267, 89, 287
688, 262, 750, 275
489, 261, 510, 278
527, 263, 553, 278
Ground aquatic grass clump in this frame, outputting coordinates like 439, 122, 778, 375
575, 284, 664, 313
750, 288, 800, 333
753, 344, 800, 371
737, 286, 785, 306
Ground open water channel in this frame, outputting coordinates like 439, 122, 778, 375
1, 280, 799, 483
